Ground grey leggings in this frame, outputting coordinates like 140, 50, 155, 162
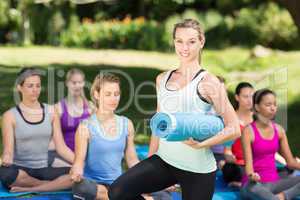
241, 176, 300, 200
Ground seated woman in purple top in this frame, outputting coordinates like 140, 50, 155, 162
55, 68, 93, 151
241, 89, 300, 200
49, 69, 93, 166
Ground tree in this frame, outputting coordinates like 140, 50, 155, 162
18, 0, 34, 45
277, 0, 300, 31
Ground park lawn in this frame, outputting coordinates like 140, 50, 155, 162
0, 46, 300, 155
1, 46, 300, 73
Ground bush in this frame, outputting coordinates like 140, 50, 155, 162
230, 2, 299, 49
60, 16, 168, 51
257, 3, 298, 49
164, 13, 182, 47
0, 1, 10, 27
164, 9, 232, 49
201, 10, 232, 48
0, 1, 22, 44
164, 3, 299, 50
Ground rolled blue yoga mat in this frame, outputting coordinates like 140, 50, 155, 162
150, 112, 224, 141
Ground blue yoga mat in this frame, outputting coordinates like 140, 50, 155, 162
135, 144, 149, 160
0, 182, 71, 198
294, 170, 300, 176
150, 112, 224, 141
2, 194, 72, 200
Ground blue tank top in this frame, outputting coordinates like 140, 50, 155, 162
83, 114, 128, 185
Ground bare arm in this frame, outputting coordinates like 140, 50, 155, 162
87, 100, 96, 114
185, 74, 241, 149
242, 127, 254, 175
241, 126, 260, 181
52, 106, 74, 163
148, 72, 165, 156
1, 111, 15, 166
224, 146, 236, 163
70, 122, 90, 182
275, 152, 287, 165
54, 102, 62, 117
148, 136, 159, 157
125, 119, 139, 168
277, 125, 300, 170
48, 102, 62, 150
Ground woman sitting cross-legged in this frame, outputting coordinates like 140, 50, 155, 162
0, 68, 74, 192
241, 89, 300, 200
70, 73, 171, 200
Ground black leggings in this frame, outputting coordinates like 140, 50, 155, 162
0, 165, 70, 188
108, 155, 216, 200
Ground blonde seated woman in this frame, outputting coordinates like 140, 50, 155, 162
48, 68, 94, 167
70, 73, 171, 200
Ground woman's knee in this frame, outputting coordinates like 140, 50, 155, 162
108, 183, 124, 200
0, 166, 19, 188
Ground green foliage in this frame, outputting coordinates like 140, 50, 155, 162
164, 3, 299, 50
164, 13, 181, 47
0, 0, 10, 27
257, 3, 298, 49
0, 1, 299, 50
0, 0, 22, 43
148, 0, 179, 21
48, 11, 66, 45
61, 17, 168, 51
230, 2, 299, 49
17, 1, 74, 45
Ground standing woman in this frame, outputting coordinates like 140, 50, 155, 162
55, 68, 93, 152
108, 19, 240, 200
241, 89, 300, 200
0, 68, 74, 192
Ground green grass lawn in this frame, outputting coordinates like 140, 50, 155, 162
0, 46, 300, 155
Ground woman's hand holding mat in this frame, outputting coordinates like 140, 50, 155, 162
150, 112, 224, 142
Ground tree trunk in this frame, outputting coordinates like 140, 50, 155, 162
138, 0, 145, 17
22, 9, 32, 45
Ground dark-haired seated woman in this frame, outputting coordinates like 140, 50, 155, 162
0, 68, 74, 192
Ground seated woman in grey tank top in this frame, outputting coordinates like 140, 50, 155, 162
0, 68, 74, 192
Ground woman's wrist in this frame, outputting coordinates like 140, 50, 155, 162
247, 172, 260, 181
247, 172, 255, 179
73, 161, 84, 168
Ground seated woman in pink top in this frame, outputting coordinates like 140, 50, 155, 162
241, 89, 300, 200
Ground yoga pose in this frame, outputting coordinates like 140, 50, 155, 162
241, 89, 300, 200
55, 68, 93, 152
70, 73, 170, 200
221, 82, 254, 186
108, 19, 240, 200
48, 69, 93, 167
0, 68, 74, 192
